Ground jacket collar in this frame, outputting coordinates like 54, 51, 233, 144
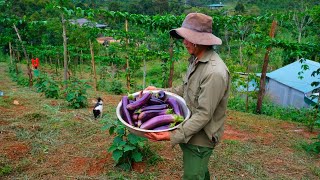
196, 49, 217, 65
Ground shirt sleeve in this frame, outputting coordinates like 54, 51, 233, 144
169, 84, 183, 97
170, 72, 227, 146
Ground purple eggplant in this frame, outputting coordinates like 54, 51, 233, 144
132, 113, 139, 121
152, 90, 166, 100
153, 124, 170, 130
140, 114, 184, 130
165, 97, 183, 117
157, 90, 166, 100
139, 104, 169, 113
137, 120, 142, 127
138, 109, 173, 122
121, 96, 134, 126
148, 97, 165, 105
126, 91, 152, 111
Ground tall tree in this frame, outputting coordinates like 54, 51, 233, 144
13, 24, 33, 87
256, 20, 277, 114
62, 14, 68, 88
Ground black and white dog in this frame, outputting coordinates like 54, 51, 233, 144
93, 97, 103, 119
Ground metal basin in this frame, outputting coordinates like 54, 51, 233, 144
116, 90, 191, 137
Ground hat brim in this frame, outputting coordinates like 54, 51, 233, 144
170, 27, 222, 46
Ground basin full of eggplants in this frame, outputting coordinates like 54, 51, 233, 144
116, 90, 191, 136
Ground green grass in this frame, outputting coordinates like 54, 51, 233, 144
1, 61, 320, 179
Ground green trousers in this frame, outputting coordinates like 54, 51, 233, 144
33, 69, 40, 77
179, 143, 213, 180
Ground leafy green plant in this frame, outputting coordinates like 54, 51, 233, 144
8, 63, 18, 75
108, 79, 124, 95
227, 95, 316, 125
0, 95, 13, 108
34, 74, 60, 99
97, 78, 108, 92
303, 134, 320, 154
64, 78, 90, 109
0, 164, 12, 176
16, 75, 29, 87
101, 117, 149, 171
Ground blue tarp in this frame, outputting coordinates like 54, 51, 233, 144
266, 59, 320, 93
236, 79, 258, 92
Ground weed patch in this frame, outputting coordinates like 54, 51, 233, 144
0, 96, 14, 108
22, 113, 49, 123
0, 165, 12, 176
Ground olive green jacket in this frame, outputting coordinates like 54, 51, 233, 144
169, 49, 230, 148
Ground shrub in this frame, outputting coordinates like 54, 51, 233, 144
303, 134, 320, 154
101, 117, 155, 171
17, 75, 29, 87
34, 74, 60, 99
97, 78, 109, 92
228, 95, 316, 125
109, 79, 124, 95
0, 165, 12, 176
64, 78, 90, 109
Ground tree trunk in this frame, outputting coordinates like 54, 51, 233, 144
49, 57, 52, 68
256, 20, 277, 114
9, 42, 13, 65
89, 40, 97, 91
13, 24, 33, 87
245, 71, 249, 112
239, 42, 243, 65
168, 38, 174, 88
11, 48, 19, 75
55, 56, 58, 75
80, 50, 83, 78
17, 51, 20, 62
143, 58, 146, 89
75, 55, 78, 77
125, 19, 130, 91
224, 30, 231, 57
62, 14, 68, 89
57, 57, 60, 70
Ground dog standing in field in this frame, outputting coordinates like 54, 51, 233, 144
93, 97, 103, 119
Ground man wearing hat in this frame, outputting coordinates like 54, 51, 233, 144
145, 13, 230, 179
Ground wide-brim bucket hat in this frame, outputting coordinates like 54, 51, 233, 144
170, 13, 222, 46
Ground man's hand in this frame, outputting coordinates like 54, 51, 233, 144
144, 132, 170, 141
145, 86, 157, 91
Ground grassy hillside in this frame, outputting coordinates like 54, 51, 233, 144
1, 62, 319, 179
